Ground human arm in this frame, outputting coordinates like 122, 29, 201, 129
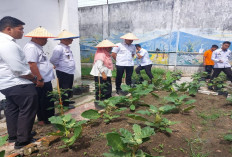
211, 51, 223, 63
111, 52, 117, 61
50, 48, 61, 67
28, 62, 44, 87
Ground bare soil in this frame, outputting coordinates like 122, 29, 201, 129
31, 91, 232, 157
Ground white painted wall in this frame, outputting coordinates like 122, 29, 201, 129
0, 0, 81, 100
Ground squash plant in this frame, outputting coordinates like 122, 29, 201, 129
121, 81, 154, 110
127, 105, 177, 133
104, 124, 155, 157
0, 135, 8, 157
164, 92, 196, 113
48, 114, 86, 148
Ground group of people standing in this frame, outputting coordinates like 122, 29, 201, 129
91, 33, 154, 103
0, 16, 78, 149
203, 41, 232, 83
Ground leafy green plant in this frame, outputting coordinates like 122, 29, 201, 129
164, 92, 196, 113
171, 71, 183, 81
223, 134, 232, 142
82, 96, 127, 124
47, 88, 73, 115
104, 124, 155, 157
174, 82, 189, 92
48, 114, 86, 148
0, 135, 8, 157
127, 105, 177, 133
121, 81, 154, 110
191, 72, 208, 82
208, 77, 226, 92
188, 81, 204, 96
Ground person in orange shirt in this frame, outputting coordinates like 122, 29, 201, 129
203, 45, 219, 79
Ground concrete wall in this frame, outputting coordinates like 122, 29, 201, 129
79, 0, 232, 71
0, 0, 81, 83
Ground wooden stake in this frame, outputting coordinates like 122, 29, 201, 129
57, 78, 64, 115
98, 74, 101, 101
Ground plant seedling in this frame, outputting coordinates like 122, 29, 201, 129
127, 105, 178, 133
48, 114, 86, 148
224, 134, 232, 142
164, 92, 196, 113
104, 124, 155, 157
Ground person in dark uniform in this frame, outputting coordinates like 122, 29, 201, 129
50, 30, 79, 109
0, 16, 38, 149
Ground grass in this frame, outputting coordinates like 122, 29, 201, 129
81, 66, 167, 80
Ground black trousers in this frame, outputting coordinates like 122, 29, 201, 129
205, 65, 214, 79
210, 67, 232, 82
135, 64, 153, 81
56, 70, 74, 106
116, 66, 134, 91
94, 76, 112, 101
36, 81, 54, 122
0, 84, 38, 142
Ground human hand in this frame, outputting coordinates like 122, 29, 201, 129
219, 60, 223, 63
36, 81, 44, 87
102, 72, 107, 80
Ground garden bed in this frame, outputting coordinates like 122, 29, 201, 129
31, 91, 232, 157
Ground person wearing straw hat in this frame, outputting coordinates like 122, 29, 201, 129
24, 26, 55, 125
0, 16, 38, 149
50, 30, 79, 109
90, 40, 117, 108
112, 33, 139, 95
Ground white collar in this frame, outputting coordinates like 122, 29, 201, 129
0, 32, 15, 41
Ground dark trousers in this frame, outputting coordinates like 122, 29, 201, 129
135, 64, 153, 81
116, 66, 134, 91
94, 76, 112, 101
36, 81, 54, 122
210, 67, 232, 82
205, 65, 214, 79
56, 70, 74, 106
0, 84, 38, 142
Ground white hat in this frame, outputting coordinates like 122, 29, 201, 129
55, 30, 79, 40
95, 40, 117, 48
120, 33, 139, 40
25, 26, 55, 38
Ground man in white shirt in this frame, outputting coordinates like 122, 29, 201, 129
135, 44, 153, 83
211, 41, 232, 82
0, 16, 38, 149
24, 27, 55, 125
50, 30, 79, 109
112, 33, 138, 95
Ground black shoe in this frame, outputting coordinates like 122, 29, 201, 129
68, 104, 75, 109
68, 100, 75, 104
14, 138, 37, 149
8, 131, 37, 143
8, 136, 17, 143
117, 90, 129, 96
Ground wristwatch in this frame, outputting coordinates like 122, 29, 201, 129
38, 78, 44, 82
30, 75, 37, 82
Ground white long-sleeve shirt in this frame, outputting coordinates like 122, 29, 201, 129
50, 43, 75, 74
0, 32, 32, 90
90, 60, 112, 77
211, 48, 231, 68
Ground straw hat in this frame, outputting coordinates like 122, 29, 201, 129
55, 30, 79, 40
95, 40, 117, 48
25, 26, 55, 38
120, 33, 139, 40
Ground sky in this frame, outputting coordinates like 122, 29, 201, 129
78, 0, 138, 7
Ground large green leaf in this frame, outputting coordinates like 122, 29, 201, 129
184, 99, 196, 105
49, 116, 63, 125
81, 109, 100, 120
120, 128, 135, 145
66, 126, 82, 146
127, 114, 148, 121
106, 133, 126, 152
224, 134, 232, 142
133, 124, 143, 144
141, 126, 155, 139
0, 151, 5, 157
103, 150, 131, 157
151, 93, 159, 99
149, 105, 158, 114
179, 95, 188, 101
136, 110, 151, 116
63, 114, 72, 122
183, 105, 195, 112
130, 105, 136, 111
158, 105, 176, 114
0, 135, 8, 147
